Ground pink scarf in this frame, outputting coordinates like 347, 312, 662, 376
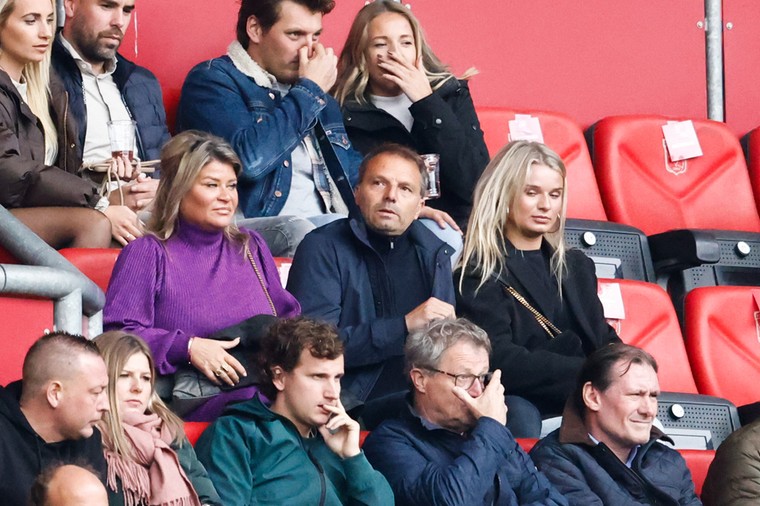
103, 411, 201, 506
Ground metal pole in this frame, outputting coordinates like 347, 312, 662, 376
0, 264, 87, 334
88, 311, 104, 338
0, 206, 105, 315
705, 0, 724, 121
55, 289, 83, 334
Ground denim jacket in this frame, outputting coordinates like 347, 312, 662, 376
177, 42, 362, 218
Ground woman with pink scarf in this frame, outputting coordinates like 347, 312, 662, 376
95, 331, 221, 506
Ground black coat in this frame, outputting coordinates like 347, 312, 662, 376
341, 78, 489, 229
52, 36, 170, 163
456, 241, 620, 416
0, 382, 107, 506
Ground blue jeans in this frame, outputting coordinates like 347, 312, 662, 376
237, 214, 344, 257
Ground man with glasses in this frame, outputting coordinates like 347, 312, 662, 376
363, 318, 566, 506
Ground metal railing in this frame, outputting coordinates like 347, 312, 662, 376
0, 206, 105, 336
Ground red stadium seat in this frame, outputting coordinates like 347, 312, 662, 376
59, 248, 121, 293
680, 449, 715, 497
591, 115, 760, 321
0, 297, 53, 385
477, 107, 606, 221
684, 286, 760, 407
742, 125, 760, 216
184, 421, 210, 446
274, 257, 292, 287
589, 115, 760, 235
599, 279, 698, 393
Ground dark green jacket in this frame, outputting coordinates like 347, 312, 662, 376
195, 396, 393, 505
106, 437, 222, 506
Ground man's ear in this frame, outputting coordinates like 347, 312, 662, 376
410, 368, 427, 394
271, 366, 286, 393
414, 198, 424, 220
246, 15, 263, 45
63, 0, 75, 18
582, 381, 602, 413
46, 381, 63, 408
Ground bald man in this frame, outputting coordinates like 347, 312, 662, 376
0, 332, 109, 505
30, 465, 108, 506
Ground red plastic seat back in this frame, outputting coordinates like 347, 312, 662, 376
684, 286, 760, 406
274, 257, 292, 287
184, 421, 210, 446
0, 297, 53, 385
598, 279, 698, 393
680, 449, 715, 497
744, 126, 760, 215
477, 107, 606, 221
59, 248, 121, 293
591, 115, 760, 235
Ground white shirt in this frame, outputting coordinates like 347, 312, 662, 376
58, 35, 134, 164
370, 93, 414, 132
273, 82, 326, 218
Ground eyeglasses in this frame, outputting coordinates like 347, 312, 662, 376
424, 367, 493, 390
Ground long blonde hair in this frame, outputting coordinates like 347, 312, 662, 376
95, 331, 186, 460
333, 0, 476, 106
458, 141, 569, 293
148, 130, 248, 245
0, 0, 58, 158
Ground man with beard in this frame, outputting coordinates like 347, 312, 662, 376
52, 0, 169, 245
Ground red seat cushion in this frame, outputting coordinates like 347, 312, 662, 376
0, 297, 53, 385
477, 107, 607, 221
679, 449, 715, 497
184, 421, 210, 446
684, 285, 760, 406
599, 279, 698, 393
59, 248, 121, 293
591, 115, 760, 235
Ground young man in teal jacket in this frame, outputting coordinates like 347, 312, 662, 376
195, 317, 393, 505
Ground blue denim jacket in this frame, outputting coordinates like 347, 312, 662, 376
177, 53, 361, 218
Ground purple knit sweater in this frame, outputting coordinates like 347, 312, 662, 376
103, 219, 300, 419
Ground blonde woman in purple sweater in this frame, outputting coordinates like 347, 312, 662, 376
104, 131, 300, 420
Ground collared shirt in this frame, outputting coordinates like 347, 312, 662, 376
58, 35, 133, 164
588, 433, 640, 468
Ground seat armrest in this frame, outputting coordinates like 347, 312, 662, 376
649, 230, 721, 272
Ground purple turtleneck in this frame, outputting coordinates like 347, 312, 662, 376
103, 220, 300, 419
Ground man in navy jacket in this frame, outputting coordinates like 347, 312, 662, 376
363, 318, 567, 506
53, 0, 170, 246
287, 144, 455, 407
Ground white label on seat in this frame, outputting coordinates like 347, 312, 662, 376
662, 120, 703, 162
508, 114, 544, 143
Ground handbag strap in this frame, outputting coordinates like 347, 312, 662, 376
245, 244, 278, 317
502, 284, 561, 338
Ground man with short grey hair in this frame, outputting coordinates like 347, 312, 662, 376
363, 318, 566, 506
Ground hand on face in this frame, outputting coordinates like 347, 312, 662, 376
189, 337, 247, 387
298, 42, 337, 92
377, 52, 432, 103
452, 369, 507, 426
317, 399, 361, 459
